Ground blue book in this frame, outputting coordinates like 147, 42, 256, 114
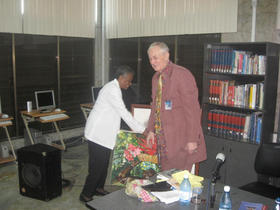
249, 113, 257, 143
242, 54, 247, 74
239, 201, 267, 210
255, 117, 262, 144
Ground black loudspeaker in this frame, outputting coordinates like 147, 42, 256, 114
17, 143, 62, 201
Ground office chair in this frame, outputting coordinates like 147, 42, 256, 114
239, 143, 280, 199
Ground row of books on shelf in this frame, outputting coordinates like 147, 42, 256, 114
209, 48, 266, 75
209, 80, 264, 109
207, 109, 262, 144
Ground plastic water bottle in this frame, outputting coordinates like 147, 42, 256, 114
275, 197, 280, 210
219, 185, 232, 210
179, 173, 192, 205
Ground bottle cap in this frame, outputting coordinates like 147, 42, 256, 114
224, 185, 230, 192
183, 173, 189, 179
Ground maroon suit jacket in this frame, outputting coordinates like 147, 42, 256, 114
145, 62, 207, 170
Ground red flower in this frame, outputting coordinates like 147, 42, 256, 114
124, 149, 134, 161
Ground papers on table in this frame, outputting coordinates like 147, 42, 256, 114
151, 190, 180, 204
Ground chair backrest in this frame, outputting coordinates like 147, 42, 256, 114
254, 143, 280, 177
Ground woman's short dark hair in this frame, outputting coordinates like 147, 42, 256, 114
115, 65, 135, 79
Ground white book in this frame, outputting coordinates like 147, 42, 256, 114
258, 55, 266, 75
258, 83, 264, 109
232, 50, 239, 74
223, 81, 229, 105
243, 115, 251, 141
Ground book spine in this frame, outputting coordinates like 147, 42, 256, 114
224, 111, 230, 138
240, 114, 246, 141
255, 117, 262, 144
212, 110, 218, 136
243, 115, 251, 142
238, 52, 244, 74
209, 80, 213, 103
207, 110, 213, 133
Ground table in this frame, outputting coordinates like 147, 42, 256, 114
0, 115, 16, 163
80, 103, 93, 120
20, 110, 69, 150
86, 181, 275, 210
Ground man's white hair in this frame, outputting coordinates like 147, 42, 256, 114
147, 42, 169, 54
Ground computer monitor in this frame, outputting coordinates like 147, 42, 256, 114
35, 90, 56, 112
91, 86, 102, 103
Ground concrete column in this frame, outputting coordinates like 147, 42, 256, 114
94, 0, 109, 86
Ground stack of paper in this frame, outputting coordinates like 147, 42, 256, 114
151, 190, 180, 204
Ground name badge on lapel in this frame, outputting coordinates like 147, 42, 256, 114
165, 100, 172, 110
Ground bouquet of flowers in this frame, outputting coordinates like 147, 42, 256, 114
111, 130, 159, 185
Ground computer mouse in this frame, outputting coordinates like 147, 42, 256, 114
2, 114, 8, 118
55, 108, 61, 112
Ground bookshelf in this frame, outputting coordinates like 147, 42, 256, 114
199, 42, 280, 187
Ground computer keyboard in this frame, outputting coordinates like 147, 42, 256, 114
0, 120, 12, 125
39, 114, 68, 121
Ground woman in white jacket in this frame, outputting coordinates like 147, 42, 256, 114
80, 65, 145, 203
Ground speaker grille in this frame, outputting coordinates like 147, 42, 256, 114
22, 163, 42, 188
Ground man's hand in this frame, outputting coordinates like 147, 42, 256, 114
184, 142, 198, 154
146, 131, 155, 148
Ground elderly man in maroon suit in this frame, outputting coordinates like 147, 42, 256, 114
145, 42, 207, 171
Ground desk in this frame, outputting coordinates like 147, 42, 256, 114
20, 110, 69, 150
0, 115, 16, 163
86, 181, 274, 210
80, 103, 93, 120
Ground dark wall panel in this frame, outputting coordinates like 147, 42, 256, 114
15, 34, 58, 134
60, 37, 94, 129
0, 33, 14, 138
109, 38, 138, 83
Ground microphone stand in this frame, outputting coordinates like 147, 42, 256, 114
210, 172, 220, 208
206, 171, 221, 210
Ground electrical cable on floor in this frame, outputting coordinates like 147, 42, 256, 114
52, 135, 85, 150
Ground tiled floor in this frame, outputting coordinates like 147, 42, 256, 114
0, 141, 122, 210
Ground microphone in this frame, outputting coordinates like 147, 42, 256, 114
211, 153, 225, 180
209, 153, 226, 208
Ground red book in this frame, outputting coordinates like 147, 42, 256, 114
209, 80, 213, 103
214, 80, 218, 104
207, 111, 213, 133
236, 113, 242, 140
227, 112, 233, 138
224, 111, 230, 138
218, 80, 223, 105
239, 114, 246, 140
232, 113, 239, 139
227, 81, 235, 106
219, 111, 225, 137
238, 53, 244, 74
